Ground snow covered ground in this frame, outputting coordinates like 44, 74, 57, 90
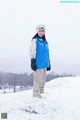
0, 76, 80, 120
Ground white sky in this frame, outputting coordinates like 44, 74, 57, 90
0, 0, 80, 65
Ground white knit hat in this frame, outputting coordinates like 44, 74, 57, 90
36, 24, 46, 32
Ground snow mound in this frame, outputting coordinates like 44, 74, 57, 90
0, 76, 80, 120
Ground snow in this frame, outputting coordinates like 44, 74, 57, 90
0, 76, 80, 120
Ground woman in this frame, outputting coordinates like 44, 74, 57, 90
29, 25, 51, 98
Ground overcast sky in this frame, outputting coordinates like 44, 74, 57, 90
0, 0, 80, 74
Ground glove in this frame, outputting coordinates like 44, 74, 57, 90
31, 58, 36, 71
47, 60, 51, 71
47, 64, 51, 71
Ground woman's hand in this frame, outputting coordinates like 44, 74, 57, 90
47, 60, 51, 71
31, 58, 36, 71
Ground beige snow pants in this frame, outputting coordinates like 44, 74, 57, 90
33, 68, 46, 97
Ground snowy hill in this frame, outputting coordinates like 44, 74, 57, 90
0, 76, 80, 120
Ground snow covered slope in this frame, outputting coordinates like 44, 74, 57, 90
0, 76, 80, 120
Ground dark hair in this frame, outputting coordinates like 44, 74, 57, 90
32, 33, 46, 41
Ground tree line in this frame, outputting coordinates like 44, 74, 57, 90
0, 71, 74, 93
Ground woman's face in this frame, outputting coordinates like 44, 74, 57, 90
38, 30, 45, 38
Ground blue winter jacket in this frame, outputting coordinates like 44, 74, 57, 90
36, 37, 50, 69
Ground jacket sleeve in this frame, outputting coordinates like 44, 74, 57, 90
29, 38, 37, 59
